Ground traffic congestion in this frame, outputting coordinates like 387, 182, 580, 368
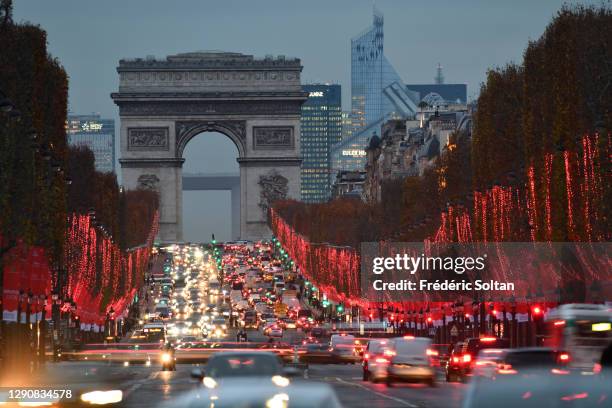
14, 240, 606, 408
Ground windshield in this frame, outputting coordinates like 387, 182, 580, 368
332, 336, 354, 345
503, 351, 562, 368
395, 339, 431, 355
205, 354, 282, 378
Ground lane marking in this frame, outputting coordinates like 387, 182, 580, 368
123, 370, 160, 398
334, 377, 419, 408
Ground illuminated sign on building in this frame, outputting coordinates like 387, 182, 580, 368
309, 91, 324, 97
342, 149, 367, 157
81, 121, 104, 132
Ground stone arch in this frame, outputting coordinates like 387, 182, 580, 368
175, 120, 246, 158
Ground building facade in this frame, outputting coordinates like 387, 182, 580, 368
332, 9, 419, 179
300, 84, 342, 203
363, 109, 473, 204
331, 170, 366, 200
66, 114, 115, 173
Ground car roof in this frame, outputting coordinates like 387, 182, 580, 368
207, 351, 279, 359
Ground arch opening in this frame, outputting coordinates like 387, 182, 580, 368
181, 131, 240, 243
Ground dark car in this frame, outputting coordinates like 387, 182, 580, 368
362, 339, 392, 382
463, 347, 607, 408
446, 337, 509, 382
299, 343, 335, 364
197, 352, 284, 379
495, 347, 571, 375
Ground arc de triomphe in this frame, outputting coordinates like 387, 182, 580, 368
112, 52, 306, 242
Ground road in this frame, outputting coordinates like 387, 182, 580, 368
33, 360, 466, 408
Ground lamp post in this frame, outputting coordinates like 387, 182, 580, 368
39, 295, 47, 366
51, 291, 61, 360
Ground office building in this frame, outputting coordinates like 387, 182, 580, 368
333, 9, 419, 177
300, 84, 342, 203
66, 114, 115, 173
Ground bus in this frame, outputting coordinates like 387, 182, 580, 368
544, 303, 612, 369
143, 322, 166, 343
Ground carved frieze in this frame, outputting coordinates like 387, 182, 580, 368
127, 127, 169, 150
253, 127, 294, 149
118, 101, 302, 116
176, 120, 246, 143
137, 174, 160, 191
258, 170, 289, 217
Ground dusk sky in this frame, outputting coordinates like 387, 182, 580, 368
14, 0, 596, 242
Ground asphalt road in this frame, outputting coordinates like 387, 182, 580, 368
30, 360, 466, 408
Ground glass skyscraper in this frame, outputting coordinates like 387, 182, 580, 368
332, 9, 418, 177
66, 114, 115, 173
300, 84, 342, 203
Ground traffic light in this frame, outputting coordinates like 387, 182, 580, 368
532, 305, 543, 316
337, 304, 344, 313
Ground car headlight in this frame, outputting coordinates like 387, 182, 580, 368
80, 390, 123, 405
161, 352, 172, 363
203, 377, 217, 389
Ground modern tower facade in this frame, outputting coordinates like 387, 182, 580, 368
332, 9, 418, 178
300, 84, 342, 203
66, 114, 115, 173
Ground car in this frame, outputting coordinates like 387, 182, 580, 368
494, 347, 571, 376
472, 348, 505, 379
297, 343, 333, 364
263, 323, 283, 338
386, 336, 436, 387
282, 318, 297, 329
446, 337, 509, 382
429, 343, 450, 368
183, 352, 341, 408
330, 334, 359, 363
362, 339, 392, 382
310, 326, 328, 338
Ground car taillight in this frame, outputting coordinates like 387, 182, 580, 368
497, 364, 517, 375
426, 349, 439, 356
364, 353, 370, 360
452, 356, 460, 363
462, 354, 472, 363
374, 357, 389, 364
383, 349, 396, 357
558, 352, 570, 363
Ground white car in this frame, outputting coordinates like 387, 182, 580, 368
263, 322, 283, 337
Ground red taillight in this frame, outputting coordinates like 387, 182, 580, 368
426, 349, 439, 356
452, 356, 460, 363
383, 349, 396, 357
497, 364, 517, 375
364, 353, 370, 360
374, 357, 389, 364
403, 335, 415, 339
559, 352, 570, 363
480, 337, 496, 342
462, 354, 472, 363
